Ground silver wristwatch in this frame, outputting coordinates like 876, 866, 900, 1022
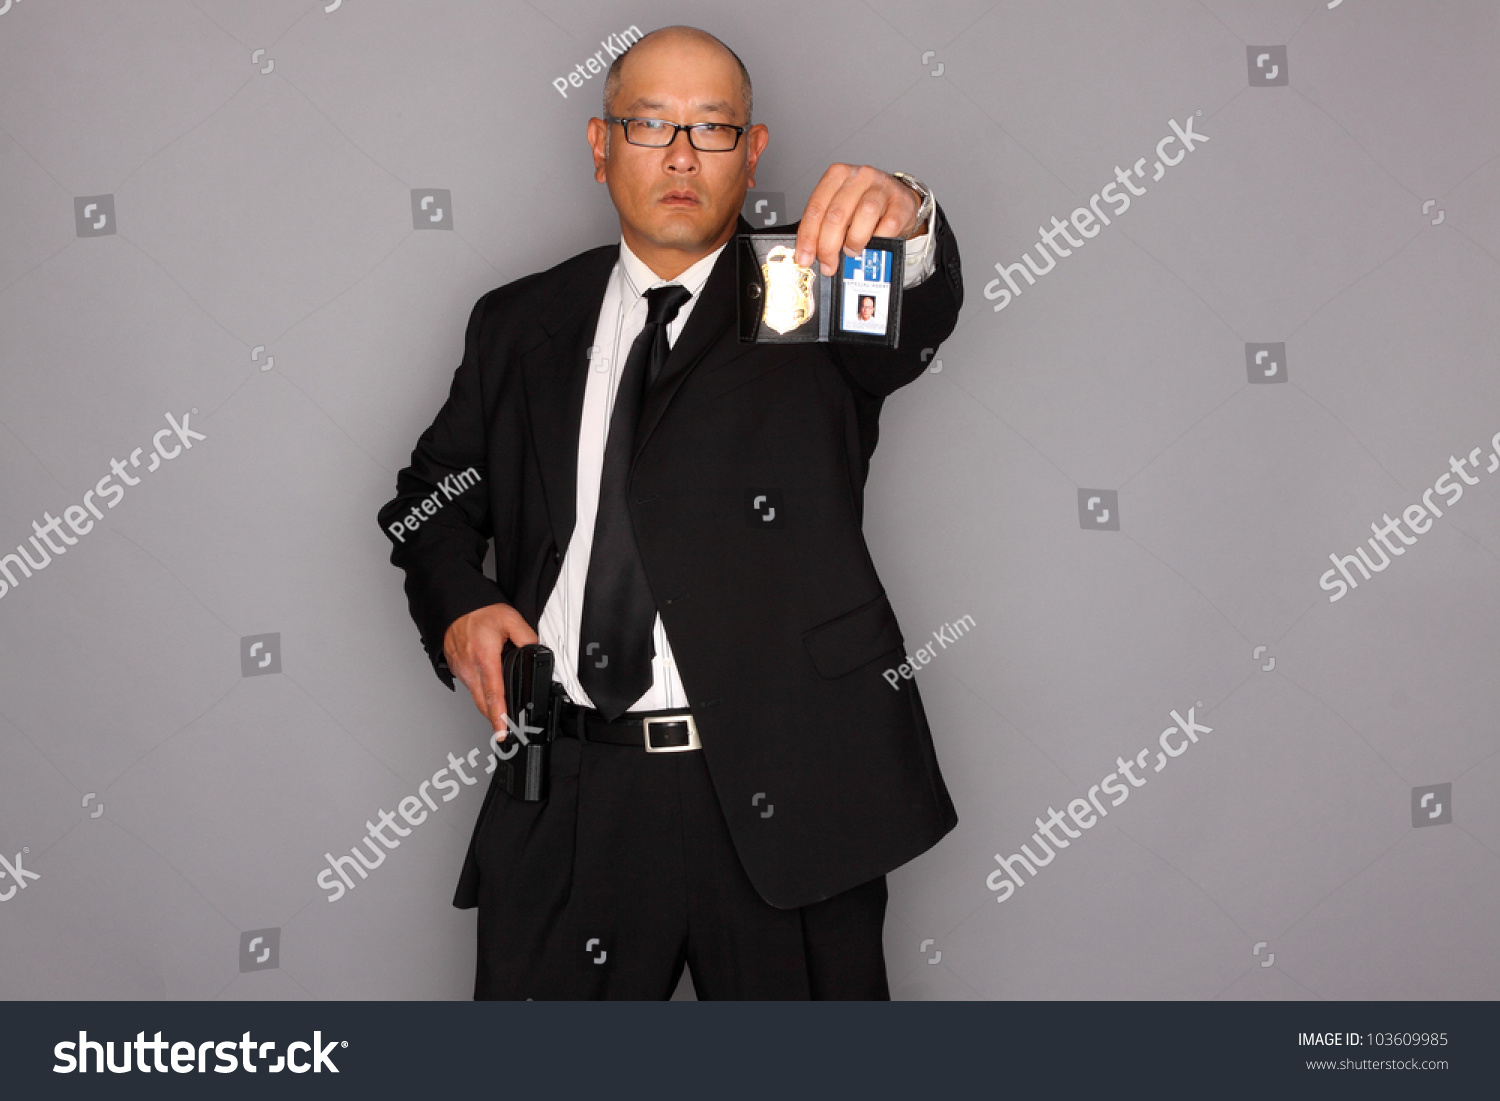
891, 171, 935, 238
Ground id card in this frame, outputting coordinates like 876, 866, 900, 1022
834, 246, 899, 345
737, 233, 904, 347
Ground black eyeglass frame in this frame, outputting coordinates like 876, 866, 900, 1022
603, 115, 748, 152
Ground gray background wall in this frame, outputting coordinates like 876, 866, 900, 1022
1, 0, 1497, 1001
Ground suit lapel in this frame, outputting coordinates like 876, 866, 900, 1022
520, 217, 761, 545
520, 244, 618, 550
634, 215, 757, 461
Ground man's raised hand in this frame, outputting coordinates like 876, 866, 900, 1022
793, 164, 924, 277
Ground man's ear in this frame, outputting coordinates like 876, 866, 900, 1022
587, 117, 609, 182
744, 123, 769, 186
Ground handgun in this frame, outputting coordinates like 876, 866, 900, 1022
497, 642, 555, 802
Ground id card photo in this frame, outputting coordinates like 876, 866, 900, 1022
839, 247, 893, 335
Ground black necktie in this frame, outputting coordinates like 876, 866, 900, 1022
578, 282, 693, 719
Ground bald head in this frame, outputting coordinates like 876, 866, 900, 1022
586, 23, 768, 280
602, 25, 753, 124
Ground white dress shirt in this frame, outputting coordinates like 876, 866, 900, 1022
538, 196, 942, 712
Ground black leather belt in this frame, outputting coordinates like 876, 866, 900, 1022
554, 696, 701, 753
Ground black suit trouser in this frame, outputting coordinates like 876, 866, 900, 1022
471, 728, 889, 999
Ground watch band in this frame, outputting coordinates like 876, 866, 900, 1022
892, 171, 935, 238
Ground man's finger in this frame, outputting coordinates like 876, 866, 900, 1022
795, 163, 854, 269
458, 669, 489, 721
475, 647, 507, 734
812, 171, 872, 276
446, 649, 484, 712
840, 186, 892, 263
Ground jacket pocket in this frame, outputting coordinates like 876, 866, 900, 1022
801, 591, 905, 679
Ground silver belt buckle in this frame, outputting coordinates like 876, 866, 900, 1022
642, 714, 700, 753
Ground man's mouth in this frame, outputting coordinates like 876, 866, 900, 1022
660, 190, 700, 206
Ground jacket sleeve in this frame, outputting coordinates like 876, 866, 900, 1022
377, 290, 510, 690
828, 200, 963, 400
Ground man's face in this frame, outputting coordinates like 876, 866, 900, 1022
859, 297, 875, 320
588, 38, 768, 256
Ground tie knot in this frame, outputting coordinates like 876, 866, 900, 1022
644, 283, 692, 327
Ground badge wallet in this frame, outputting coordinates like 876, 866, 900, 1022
737, 232, 904, 348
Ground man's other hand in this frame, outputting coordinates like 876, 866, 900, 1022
443, 603, 540, 736
794, 164, 925, 277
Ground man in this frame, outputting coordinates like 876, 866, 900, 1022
378, 25, 963, 999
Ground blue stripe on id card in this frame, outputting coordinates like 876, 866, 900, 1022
842, 248, 891, 283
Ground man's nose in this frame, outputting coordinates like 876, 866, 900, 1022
662, 132, 700, 169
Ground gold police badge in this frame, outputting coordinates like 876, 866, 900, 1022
760, 245, 815, 334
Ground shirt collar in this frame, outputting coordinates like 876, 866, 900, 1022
617, 234, 727, 303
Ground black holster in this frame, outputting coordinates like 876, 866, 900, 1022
497, 643, 558, 802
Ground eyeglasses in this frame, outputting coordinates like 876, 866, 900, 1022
604, 116, 746, 152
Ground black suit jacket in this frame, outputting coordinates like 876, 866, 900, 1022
378, 206, 964, 909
